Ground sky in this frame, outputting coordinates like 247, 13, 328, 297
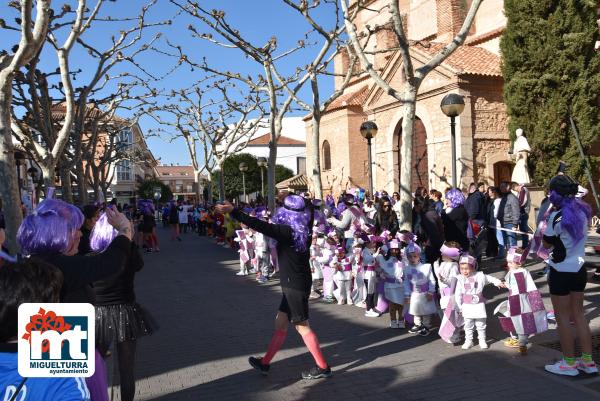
0, 0, 341, 166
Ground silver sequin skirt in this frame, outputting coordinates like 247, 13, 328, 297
95, 303, 158, 346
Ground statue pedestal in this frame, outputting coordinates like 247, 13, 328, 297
526, 185, 546, 229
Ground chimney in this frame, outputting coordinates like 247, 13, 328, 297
436, 0, 468, 43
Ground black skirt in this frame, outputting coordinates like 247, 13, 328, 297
95, 302, 158, 347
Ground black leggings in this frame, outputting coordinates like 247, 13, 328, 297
116, 340, 136, 401
364, 279, 375, 311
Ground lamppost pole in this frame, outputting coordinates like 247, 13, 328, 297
257, 157, 267, 200
360, 121, 378, 197
367, 137, 373, 196
450, 116, 457, 188
440, 93, 465, 188
239, 162, 249, 204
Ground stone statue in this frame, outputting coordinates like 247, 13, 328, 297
511, 128, 531, 185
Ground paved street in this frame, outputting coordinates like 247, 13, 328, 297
111, 227, 600, 401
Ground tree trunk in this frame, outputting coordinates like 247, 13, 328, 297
59, 161, 73, 203
205, 173, 213, 203
311, 113, 323, 200
0, 78, 24, 254
75, 160, 88, 204
218, 161, 225, 201
398, 89, 418, 231
267, 115, 280, 212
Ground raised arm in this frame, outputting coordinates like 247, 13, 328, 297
229, 208, 293, 245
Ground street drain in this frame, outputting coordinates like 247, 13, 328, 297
538, 334, 600, 362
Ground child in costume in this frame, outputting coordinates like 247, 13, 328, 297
317, 234, 337, 303
332, 246, 354, 305
234, 225, 254, 276
496, 247, 548, 355
376, 240, 405, 328
435, 241, 463, 344
455, 254, 505, 349
404, 242, 437, 336
351, 235, 370, 308
364, 236, 383, 317
309, 229, 325, 298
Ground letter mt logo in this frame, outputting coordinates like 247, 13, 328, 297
18, 303, 95, 378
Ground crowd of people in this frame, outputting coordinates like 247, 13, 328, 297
0, 170, 599, 399
209, 176, 598, 378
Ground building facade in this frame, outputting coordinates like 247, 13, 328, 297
225, 117, 307, 175
156, 165, 206, 202
109, 123, 159, 205
306, 0, 512, 197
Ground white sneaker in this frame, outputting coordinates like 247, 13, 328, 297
236, 271, 246, 276
347, 299, 354, 305
397, 320, 406, 329
365, 309, 380, 318
479, 340, 489, 349
576, 359, 599, 374
544, 359, 579, 377
461, 341, 474, 350
389, 320, 398, 328
355, 301, 367, 308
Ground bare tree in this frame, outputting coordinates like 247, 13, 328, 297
69, 0, 170, 204
340, 0, 483, 229
147, 79, 266, 201
279, 0, 359, 200
0, 0, 51, 254
171, 0, 336, 210
10, 0, 104, 204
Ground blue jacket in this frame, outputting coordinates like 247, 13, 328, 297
0, 346, 90, 401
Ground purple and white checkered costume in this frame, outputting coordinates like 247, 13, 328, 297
495, 268, 548, 336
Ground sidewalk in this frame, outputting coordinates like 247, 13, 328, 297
111, 227, 600, 400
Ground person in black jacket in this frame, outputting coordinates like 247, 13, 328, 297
413, 196, 445, 263
373, 197, 399, 236
91, 212, 157, 401
441, 188, 469, 251
216, 194, 332, 380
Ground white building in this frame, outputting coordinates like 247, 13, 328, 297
222, 117, 307, 175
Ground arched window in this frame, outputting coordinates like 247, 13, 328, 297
322, 140, 331, 170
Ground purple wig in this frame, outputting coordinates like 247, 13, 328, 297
17, 199, 84, 255
445, 188, 465, 208
271, 194, 311, 252
549, 190, 591, 245
90, 212, 118, 253
137, 199, 155, 216
325, 195, 339, 218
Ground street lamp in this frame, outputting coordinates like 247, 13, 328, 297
153, 186, 161, 220
360, 121, 378, 197
28, 167, 39, 206
14, 151, 25, 200
239, 162, 249, 204
440, 93, 465, 188
257, 157, 268, 199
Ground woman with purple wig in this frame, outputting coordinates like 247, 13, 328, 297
441, 188, 469, 251
542, 175, 597, 376
216, 195, 332, 380
17, 199, 134, 401
17, 200, 133, 303
90, 212, 157, 401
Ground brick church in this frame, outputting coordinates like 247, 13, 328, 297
305, 0, 513, 197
